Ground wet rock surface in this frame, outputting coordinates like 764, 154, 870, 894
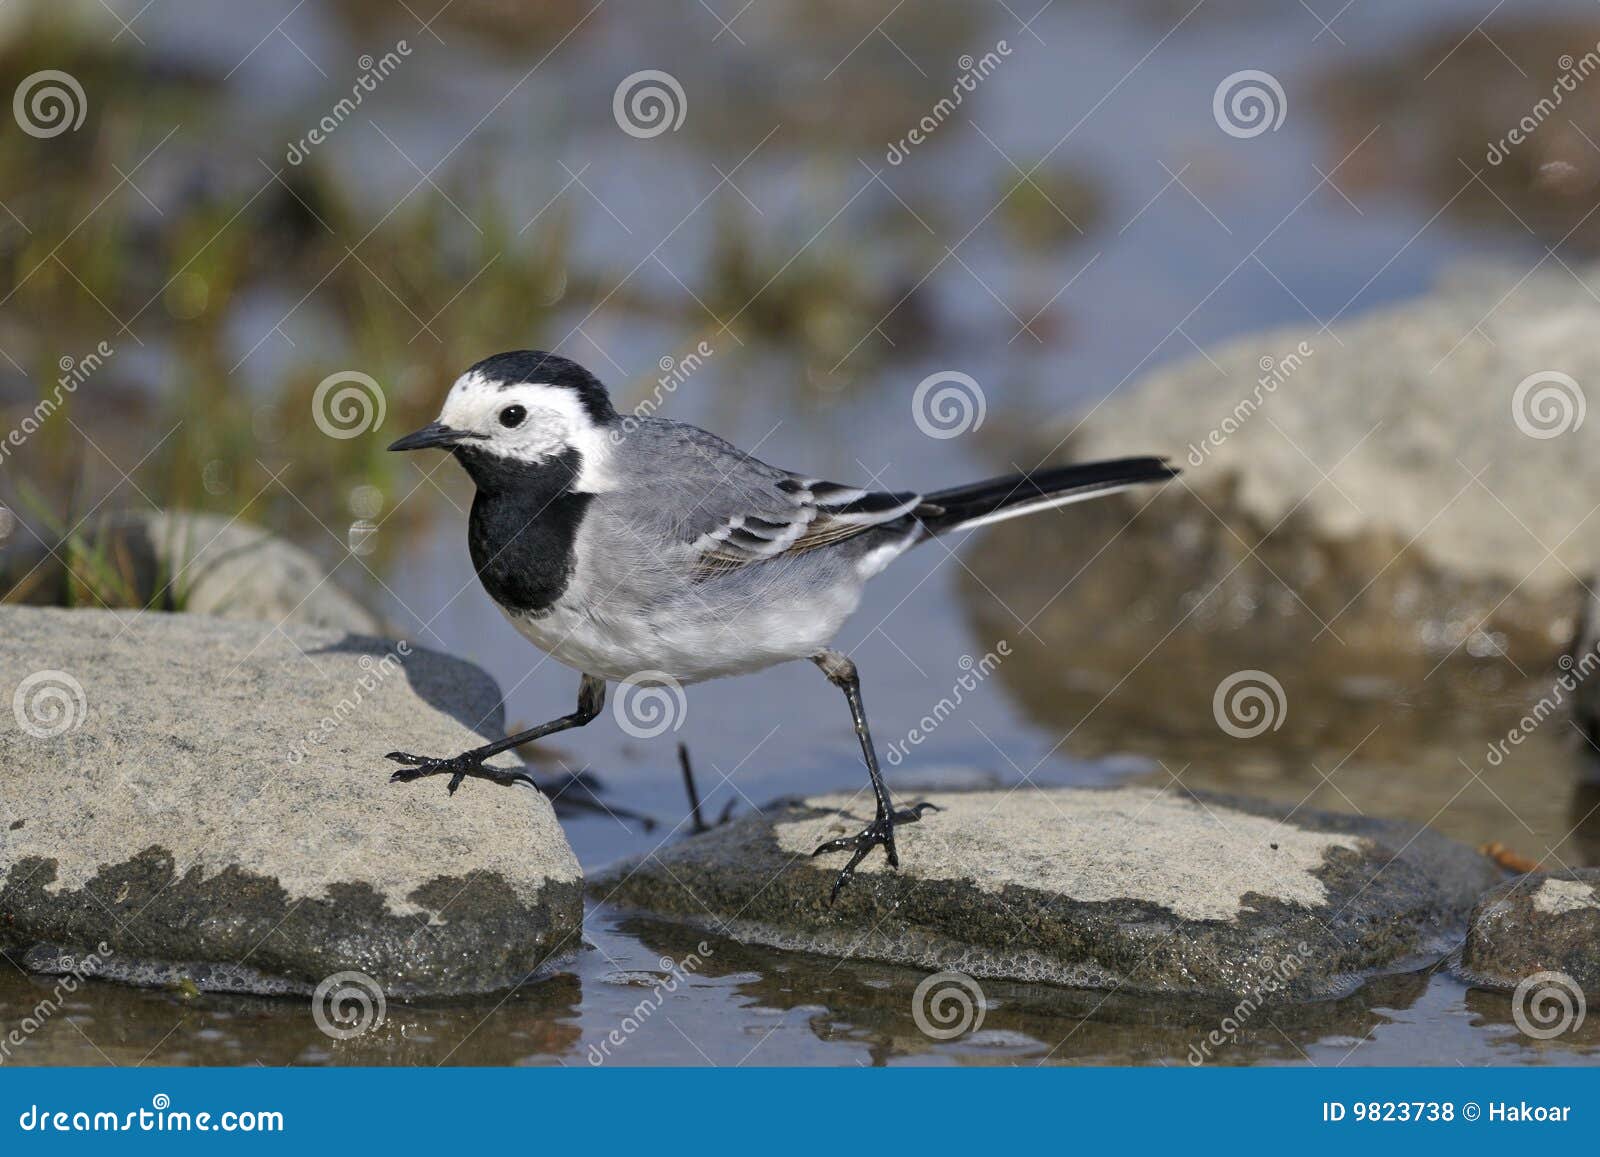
0, 606, 582, 998
596, 787, 1501, 1001
1459, 869, 1600, 994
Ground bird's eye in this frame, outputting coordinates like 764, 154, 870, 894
498, 405, 527, 429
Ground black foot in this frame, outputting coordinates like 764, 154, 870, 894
811, 802, 940, 904
385, 751, 537, 795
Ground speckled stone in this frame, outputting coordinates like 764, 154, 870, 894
596, 787, 1501, 1001
0, 606, 582, 997
1459, 868, 1600, 994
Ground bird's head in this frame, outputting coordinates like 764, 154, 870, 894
388, 351, 618, 491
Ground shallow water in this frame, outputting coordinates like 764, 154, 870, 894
6, 0, 1600, 1065
4, 902, 1598, 1067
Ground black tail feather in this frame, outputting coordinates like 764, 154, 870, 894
915, 456, 1177, 537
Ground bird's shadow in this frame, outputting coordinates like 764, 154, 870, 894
307, 633, 508, 742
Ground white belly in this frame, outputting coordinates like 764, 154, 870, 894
501, 580, 864, 684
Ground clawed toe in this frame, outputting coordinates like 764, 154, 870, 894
385, 750, 535, 794
812, 801, 940, 905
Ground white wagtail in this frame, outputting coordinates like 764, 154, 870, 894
387, 351, 1176, 900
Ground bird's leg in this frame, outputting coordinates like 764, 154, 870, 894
808, 650, 940, 904
387, 673, 606, 796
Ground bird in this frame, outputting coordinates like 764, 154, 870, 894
385, 350, 1177, 902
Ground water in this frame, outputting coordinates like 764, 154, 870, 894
4, 0, 1600, 1065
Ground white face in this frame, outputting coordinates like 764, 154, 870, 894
436, 371, 614, 491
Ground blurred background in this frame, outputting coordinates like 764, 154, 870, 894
5, 0, 1600, 1064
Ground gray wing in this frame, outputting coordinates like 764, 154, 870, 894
611, 419, 924, 577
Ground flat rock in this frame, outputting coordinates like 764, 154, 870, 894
598, 787, 1500, 1001
0, 606, 581, 997
1459, 868, 1600, 994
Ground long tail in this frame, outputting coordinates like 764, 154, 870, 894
914, 456, 1177, 537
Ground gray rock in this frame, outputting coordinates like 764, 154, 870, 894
0, 606, 582, 998
0, 510, 380, 633
966, 263, 1600, 754
597, 787, 1500, 1001
1459, 869, 1600, 995
112, 510, 382, 633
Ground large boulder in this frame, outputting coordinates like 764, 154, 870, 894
0, 606, 581, 998
597, 787, 1500, 1002
1459, 868, 1600, 995
966, 263, 1600, 754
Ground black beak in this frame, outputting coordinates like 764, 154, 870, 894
387, 421, 477, 452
